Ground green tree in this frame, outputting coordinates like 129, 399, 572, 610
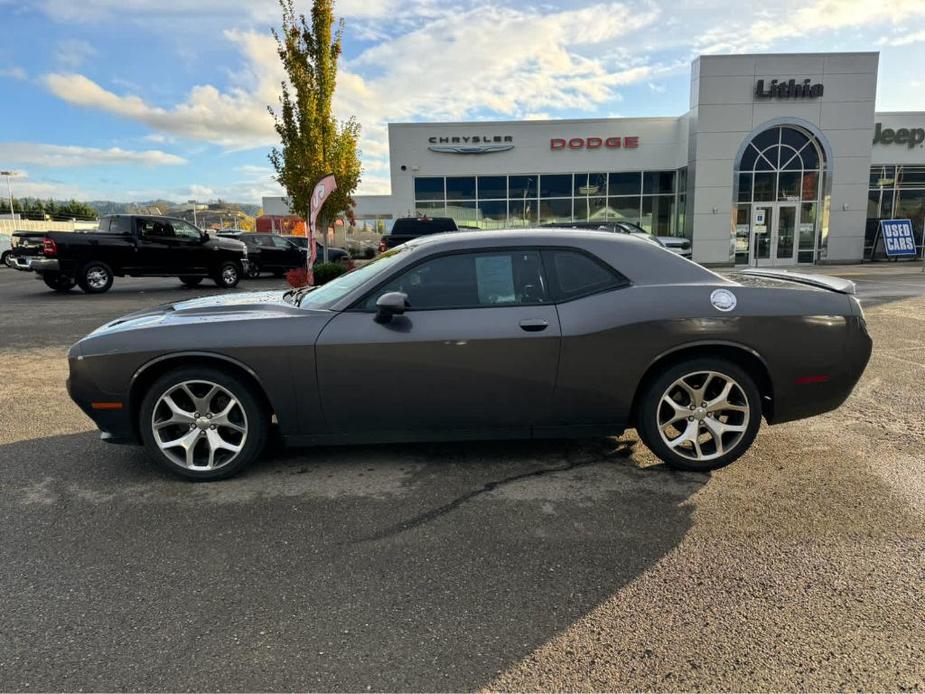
268, 0, 362, 258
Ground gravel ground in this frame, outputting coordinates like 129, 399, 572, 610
0, 265, 923, 692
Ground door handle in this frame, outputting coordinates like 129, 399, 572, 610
519, 319, 549, 332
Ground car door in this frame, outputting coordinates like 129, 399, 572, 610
269, 234, 304, 269
132, 217, 174, 273
314, 248, 561, 439
169, 220, 210, 273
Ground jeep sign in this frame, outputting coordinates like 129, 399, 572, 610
873, 123, 925, 148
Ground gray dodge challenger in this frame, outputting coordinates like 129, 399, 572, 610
67, 230, 872, 481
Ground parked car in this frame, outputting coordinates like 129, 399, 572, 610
0, 232, 11, 268
378, 216, 458, 252
541, 221, 693, 258
218, 231, 307, 278
281, 235, 349, 264
67, 229, 871, 481
11, 215, 248, 293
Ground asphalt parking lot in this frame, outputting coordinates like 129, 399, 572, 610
1, 264, 924, 691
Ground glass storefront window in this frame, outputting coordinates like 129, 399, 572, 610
509, 198, 536, 226
799, 202, 817, 252
415, 200, 446, 216
897, 166, 925, 188
609, 196, 641, 222
539, 174, 572, 198
588, 197, 609, 221
414, 177, 444, 201
753, 172, 776, 202
870, 166, 895, 187
778, 171, 801, 201
802, 171, 819, 201
737, 173, 752, 202
477, 200, 507, 229
574, 173, 606, 197
642, 195, 675, 235
867, 189, 882, 218
445, 176, 476, 200
735, 205, 750, 264
477, 176, 506, 199
609, 172, 641, 196
643, 171, 675, 195
508, 175, 537, 199
446, 201, 477, 225
538, 198, 572, 224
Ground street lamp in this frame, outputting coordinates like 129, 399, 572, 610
187, 199, 198, 227
0, 170, 20, 219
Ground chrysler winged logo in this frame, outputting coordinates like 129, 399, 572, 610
427, 135, 514, 154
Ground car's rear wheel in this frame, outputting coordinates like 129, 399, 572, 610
212, 261, 241, 288
179, 276, 203, 288
636, 358, 761, 472
77, 261, 114, 294
0, 250, 10, 268
139, 367, 268, 481
42, 272, 76, 292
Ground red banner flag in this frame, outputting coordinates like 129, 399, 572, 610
307, 174, 337, 284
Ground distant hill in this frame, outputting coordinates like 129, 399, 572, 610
87, 200, 261, 216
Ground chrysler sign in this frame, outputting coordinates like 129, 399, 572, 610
550, 136, 639, 150
428, 135, 514, 154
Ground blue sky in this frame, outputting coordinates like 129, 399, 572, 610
1, 0, 924, 205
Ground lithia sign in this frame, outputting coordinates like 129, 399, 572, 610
755, 78, 824, 99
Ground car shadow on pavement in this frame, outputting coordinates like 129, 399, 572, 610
0, 432, 706, 692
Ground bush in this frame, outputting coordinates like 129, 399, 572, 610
312, 262, 348, 285
285, 267, 310, 288
363, 246, 375, 259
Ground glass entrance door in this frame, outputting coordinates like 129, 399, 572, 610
750, 204, 799, 266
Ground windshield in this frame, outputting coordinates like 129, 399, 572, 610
295, 246, 408, 308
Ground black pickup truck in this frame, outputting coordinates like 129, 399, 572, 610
377, 216, 458, 253
12, 214, 248, 293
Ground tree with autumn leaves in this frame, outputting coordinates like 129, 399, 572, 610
268, 0, 361, 259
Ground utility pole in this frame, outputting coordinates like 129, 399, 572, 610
188, 199, 197, 227
0, 170, 17, 218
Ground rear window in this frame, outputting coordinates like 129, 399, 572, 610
542, 249, 627, 301
100, 216, 132, 234
390, 218, 458, 236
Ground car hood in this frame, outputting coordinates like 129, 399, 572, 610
85, 290, 312, 337
205, 235, 246, 252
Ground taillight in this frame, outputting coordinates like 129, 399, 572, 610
378, 239, 387, 253
43, 238, 57, 257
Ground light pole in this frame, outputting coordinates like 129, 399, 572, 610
0, 170, 18, 218
187, 199, 197, 227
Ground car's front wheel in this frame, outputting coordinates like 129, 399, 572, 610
139, 367, 268, 481
636, 358, 761, 472
212, 261, 241, 288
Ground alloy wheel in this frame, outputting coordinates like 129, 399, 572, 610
656, 370, 750, 462
151, 380, 248, 470
86, 267, 109, 290
222, 265, 238, 285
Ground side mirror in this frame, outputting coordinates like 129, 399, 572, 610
200, 233, 209, 243
374, 292, 409, 323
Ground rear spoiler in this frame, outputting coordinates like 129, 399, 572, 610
738, 268, 856, 295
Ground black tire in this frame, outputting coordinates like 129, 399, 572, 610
245, 261, 261, 279
138, 366, 269, 481
42, 272, 76, 292
77, 261, 114, 294
0, 250, 10, 268
636, 357, 762, 472
179, 276, 203, 288
212, 261, 241, 288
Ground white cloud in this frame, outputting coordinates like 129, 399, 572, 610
0, 65, 27, 80
879, 29, 925, 47
0, 143, 187, 167
55, 39, 97, 69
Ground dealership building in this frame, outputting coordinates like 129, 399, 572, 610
267, 51, 924, 266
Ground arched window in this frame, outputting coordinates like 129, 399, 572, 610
734, 125, 827, 265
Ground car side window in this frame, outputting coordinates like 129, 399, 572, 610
172, 221, 201, 241
137, 218, 175, 240
541, 249, 626, 301
362, 250, 548, 310
270, 236, 293, 249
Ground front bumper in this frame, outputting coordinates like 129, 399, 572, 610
67, 351, 140, 445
